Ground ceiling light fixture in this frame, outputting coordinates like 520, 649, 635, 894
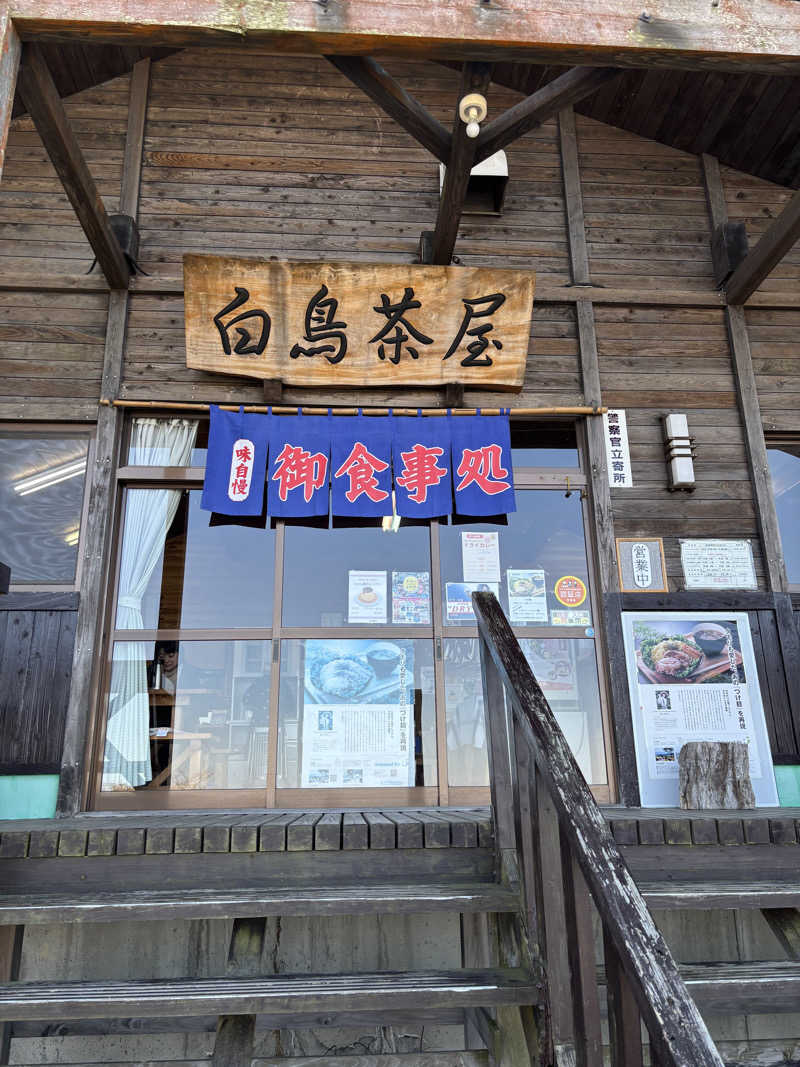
13, 457, 87, 496
459, 93, 487, 139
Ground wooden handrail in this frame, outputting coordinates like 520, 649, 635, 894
473, 591, 723, 1066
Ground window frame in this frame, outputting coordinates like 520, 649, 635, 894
767, 436, 800, 594
89, 414, 615, 810
0, 421, 94, 593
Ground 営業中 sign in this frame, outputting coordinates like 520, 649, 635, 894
184, 256, 535, 390
616, 538, 668, 593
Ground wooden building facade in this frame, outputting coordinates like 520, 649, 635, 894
0, 5, 800, 1064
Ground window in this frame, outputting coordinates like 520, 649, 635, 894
0, 428, 90, 587
94, 417, 612, 808
768, 446, 800, 588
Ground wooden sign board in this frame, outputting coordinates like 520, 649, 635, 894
616, 538, 668, 593
184, 255, 535, 391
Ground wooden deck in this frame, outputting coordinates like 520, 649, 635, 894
0, 808, 492, 859
2, 806, 800, 860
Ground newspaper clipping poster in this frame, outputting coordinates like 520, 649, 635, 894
300, 639, 415, 788
621, 612, 777, 806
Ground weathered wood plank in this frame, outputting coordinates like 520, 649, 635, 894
0, 967, 541, 1021
10, 1, 800, 74
341, 811, 368, 850
0, 883, 520, 925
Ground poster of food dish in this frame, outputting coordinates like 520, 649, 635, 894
348, 570, 387, 623
506, 569, 547, 623
621, 612, 777, 805
300, 639, 415, 788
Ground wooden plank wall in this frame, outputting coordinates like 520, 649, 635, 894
576, 114, 763, 588
0, 593, 78, 773
123, 50, 580, 409
0, 75, 129, 421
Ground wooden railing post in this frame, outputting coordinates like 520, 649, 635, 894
478, 631, 516, 858
532, 767, 575, 1060
560, 839, 603, 1067
604, 928, 644, 1067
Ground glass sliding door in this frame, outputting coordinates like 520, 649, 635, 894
93, 417, 613, 809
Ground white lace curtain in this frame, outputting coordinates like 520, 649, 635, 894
101, 418, 198, 790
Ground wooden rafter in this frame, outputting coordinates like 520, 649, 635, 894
725, 187, 800, 304
326, 55, 450, 163
474, 66, 621, 164
16, 43, 129, 289
429, 62, 492, 266
8, 0, 800, 75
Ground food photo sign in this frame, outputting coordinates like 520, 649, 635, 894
621, 612, 777, 806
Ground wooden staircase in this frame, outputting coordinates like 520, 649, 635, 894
0, 594, 799, 1063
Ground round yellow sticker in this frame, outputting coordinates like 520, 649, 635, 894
554, 575, 587, 607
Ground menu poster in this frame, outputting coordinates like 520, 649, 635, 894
506, 569, 547, 623
461, 531, 501, 583
392, 571, 431, 624
446, 581, 500, 622
348, 570, 387, 623
301, 639, 415, 788
680, 540, 757, 590
621, 611, 777, 806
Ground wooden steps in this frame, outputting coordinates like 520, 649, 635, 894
639, 879, 800, 910
679, 960, 800, 1014
0, 967, 542, 1021
0, 882, 520, 925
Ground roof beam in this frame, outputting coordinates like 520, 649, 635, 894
428, 62, 492, 266
474, 66, 621, 164
16, 43, 129, 289
326, 56, 450, 164
725, 188, 800, 305
9, 1, 800, 75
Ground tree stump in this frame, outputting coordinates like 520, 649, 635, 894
679, 740, 755, 809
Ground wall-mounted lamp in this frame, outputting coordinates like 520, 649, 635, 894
459, 92, 487, 139
663, 413, 696, 491
439, 150, 508, 216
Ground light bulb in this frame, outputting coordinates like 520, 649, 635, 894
466, 120, 480, 138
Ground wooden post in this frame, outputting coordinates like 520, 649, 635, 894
212, 916, 266, 1065
429, 62, 492, 266
560, 840, 603, 1067
477, 629, 516, 857
17, 44, 130, 289
0, 925, 22, 1065
558, 105, 639, 804
603, 928, 644, 1067
0, 11, 20, 183
57, 59, 151, 814
700, 153, 787, 593
725, 187, 800, 305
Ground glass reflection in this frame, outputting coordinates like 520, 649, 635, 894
444, 638, 606, 786
439, 491, 592, 626
768, 449, 800, 584
0, 433, 88, 583
277, 639, 436, 788
102, 640, 270, 791
117, 489, 274, 630
282, 521, 431, 627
